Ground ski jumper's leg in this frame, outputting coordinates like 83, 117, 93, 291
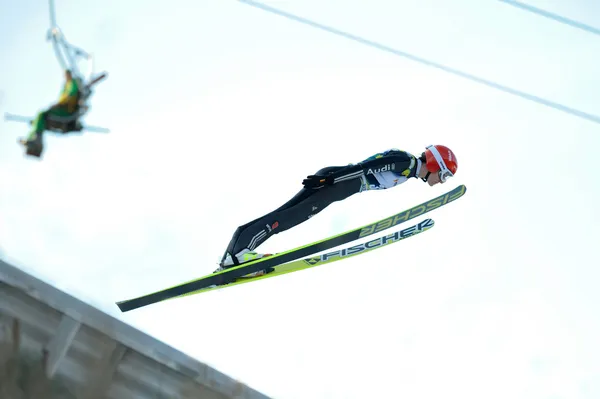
221, 166, 362, 262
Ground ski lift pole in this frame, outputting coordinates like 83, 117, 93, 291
49, 0, 58, 30
47, 0, 87, 78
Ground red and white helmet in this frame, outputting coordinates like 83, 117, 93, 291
424, 145, 457, 183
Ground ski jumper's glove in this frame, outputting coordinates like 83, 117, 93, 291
302, 174, 334, 189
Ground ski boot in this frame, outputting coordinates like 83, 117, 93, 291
214, 249, 275, 278
18, 136, 43, 158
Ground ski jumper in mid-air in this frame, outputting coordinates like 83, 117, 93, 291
215, 144, 458, 277
19, 69, 80, 157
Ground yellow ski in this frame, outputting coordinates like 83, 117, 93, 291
175, 218, 434, 297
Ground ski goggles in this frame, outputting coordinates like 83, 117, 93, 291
426, 145, 454, 183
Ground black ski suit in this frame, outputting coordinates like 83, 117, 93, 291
220, 148, 421, 266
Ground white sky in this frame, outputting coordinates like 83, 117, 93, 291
1, 0, 599, 398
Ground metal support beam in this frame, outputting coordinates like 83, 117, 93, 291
44, 315, 81, 378
80, 341, 127, 399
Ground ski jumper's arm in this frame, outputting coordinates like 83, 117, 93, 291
328, 149, 419, 184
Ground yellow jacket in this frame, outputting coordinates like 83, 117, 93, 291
56, 78, 80, 113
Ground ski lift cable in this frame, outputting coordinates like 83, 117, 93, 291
498, 0, 600, 37
237, 0, 600, 126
